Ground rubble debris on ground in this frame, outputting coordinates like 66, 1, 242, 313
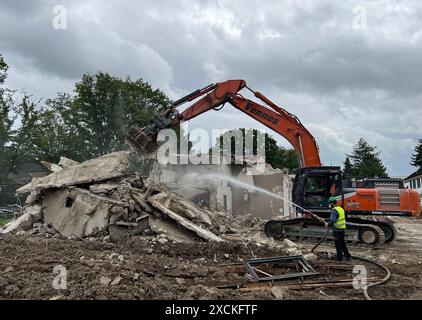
1, 152, 420, 301
0, 151, 297, 252
1, 233, 407, 300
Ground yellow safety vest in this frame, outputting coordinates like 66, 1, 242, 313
334, 206, 346, 229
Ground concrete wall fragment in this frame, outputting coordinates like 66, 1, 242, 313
42, 188, 114, 238
17, 151, 133, 194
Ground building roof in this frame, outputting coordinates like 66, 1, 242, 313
404, 168, 422, 181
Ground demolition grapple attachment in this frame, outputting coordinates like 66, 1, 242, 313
125, 107, 182, 155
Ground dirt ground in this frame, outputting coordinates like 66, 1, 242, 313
0, 217, 421, 300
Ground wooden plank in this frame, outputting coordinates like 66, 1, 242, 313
251, 266, 273, 277
239, 278, 381, 292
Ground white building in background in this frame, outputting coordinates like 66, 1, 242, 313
404, 168, 422, 205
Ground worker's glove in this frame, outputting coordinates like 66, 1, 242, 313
324, 222, 329, 228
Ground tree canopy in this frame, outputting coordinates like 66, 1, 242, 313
0, 54, 170, 204
344, 138, 388, 178
343, 156, 353, 177
212, 128, 299, 172
410, 138, 422, 169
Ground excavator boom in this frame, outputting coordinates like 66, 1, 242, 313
180, 80, 321, 167
127, 79, 321, 167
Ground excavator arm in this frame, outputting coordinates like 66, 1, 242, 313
126, 79, 321, 167
177, 80, 321, 167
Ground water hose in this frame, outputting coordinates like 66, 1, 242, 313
350, 255, 391, 300
310, 227, 329, 252
308, 227, 391, 300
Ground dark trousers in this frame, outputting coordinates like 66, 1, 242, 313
333, 230, 351, 261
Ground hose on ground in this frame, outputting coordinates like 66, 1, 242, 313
308, 228, 391, 300
310, 227, 329, 252
350, 255, 391, 300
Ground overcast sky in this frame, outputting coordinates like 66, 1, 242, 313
1, 0, 421, 176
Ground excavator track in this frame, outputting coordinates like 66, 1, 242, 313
347, 217, 397, 243
264, 218, 387, 246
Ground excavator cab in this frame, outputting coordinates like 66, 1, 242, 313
292, 166, 343, 215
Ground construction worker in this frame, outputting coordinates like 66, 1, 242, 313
325, 197, 352, 261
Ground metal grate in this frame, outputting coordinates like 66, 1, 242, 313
379, 189, 400, 207
375, 181, 400, 189
242, 255, 319, 282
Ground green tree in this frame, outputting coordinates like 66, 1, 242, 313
0, 55, 45, 203
410, 138, 422, 169
43, 72, 170, 161
347, 138, 388, 178
30, 93, 79, 162
0, 54, 7, 85
343, 156, 353, 177
0, 55, 12, 168
212, 128, 299, 172
0, 54, 13, 203
5, 96, 44, 171
0, 58, 172, 203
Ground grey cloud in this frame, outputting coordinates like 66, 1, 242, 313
0, 0, 421, 176
0, 0, 44, 16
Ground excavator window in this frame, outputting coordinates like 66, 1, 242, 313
328, 173, 342, 196
302, 172, 342, 208
303, 174, 327, 208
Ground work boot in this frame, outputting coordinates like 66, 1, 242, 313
335, 257, 343, 262
345, 256, 352, 261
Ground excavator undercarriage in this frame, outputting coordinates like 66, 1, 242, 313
264, 216, 397, 246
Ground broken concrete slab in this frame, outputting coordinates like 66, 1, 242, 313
0, 204, 42, 234
304, 253, 318, 262
271, 286, 286, 300
70, 187, 129, 207
149, 193, 223, 242
42, 188, 114, 238
58, 157, 80, 169
17, 151, 133, 194
282, 238, 298, 248
41, 161, 63, 172
26, 204, 42, 221
130, 189, 154, 214
111, 276, 122, 286
100, 276, 112, 286
0, 212, 33, 234
149, 216, 195, 243
89, 183, 119, 194
8, 149, 273, 244
25, 190, 41, 205
109, 215, 149, 241
286, 247, 302, 256
150, 192, 212, 226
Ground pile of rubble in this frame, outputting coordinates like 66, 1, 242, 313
0, 151, 284, 247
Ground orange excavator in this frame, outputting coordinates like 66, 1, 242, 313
126, 79, 421, 245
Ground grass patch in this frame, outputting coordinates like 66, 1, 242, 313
0, 216, 12, 227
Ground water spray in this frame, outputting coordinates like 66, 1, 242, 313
199, 173, 325, 223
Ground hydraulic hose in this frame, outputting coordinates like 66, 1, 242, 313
308, 228, 391, 300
